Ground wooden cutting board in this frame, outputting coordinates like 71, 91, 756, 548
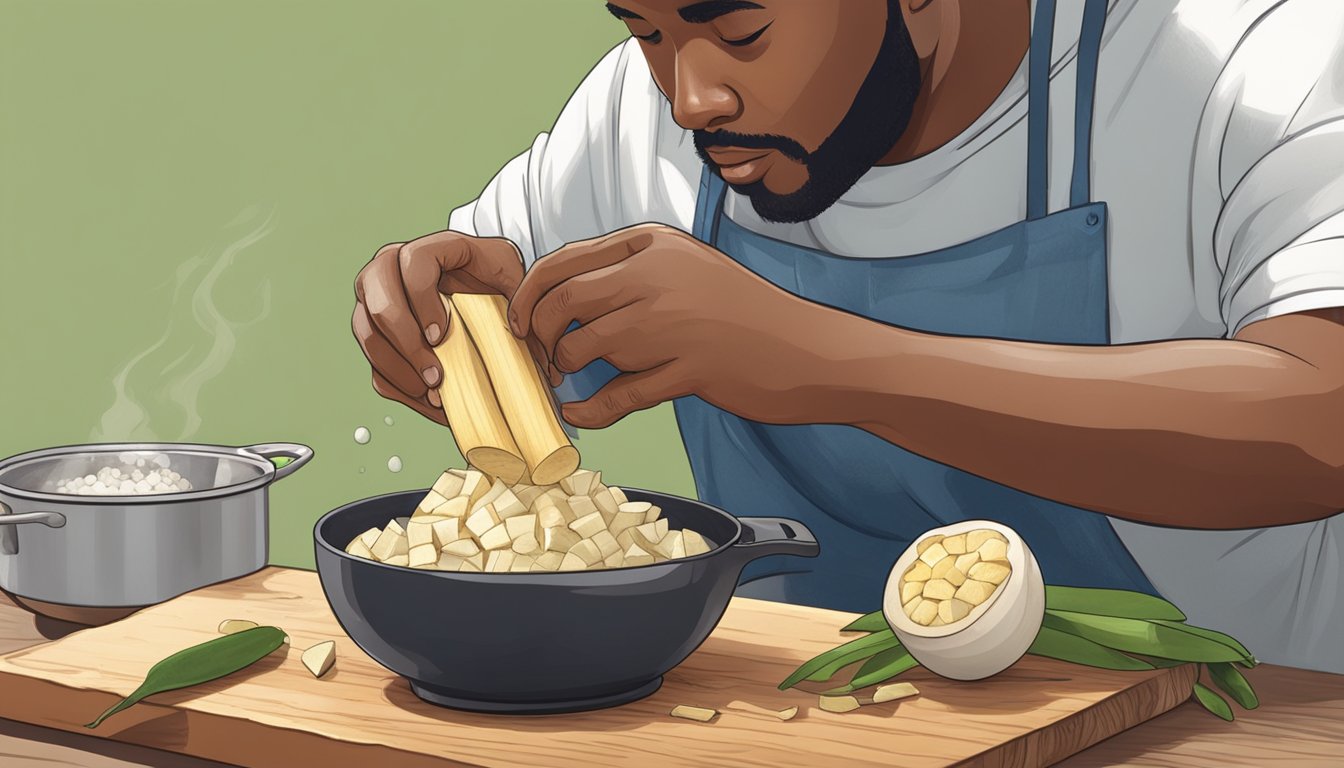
0, 567, 1195, 768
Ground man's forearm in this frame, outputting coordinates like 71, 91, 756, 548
804, 312, 1344, 529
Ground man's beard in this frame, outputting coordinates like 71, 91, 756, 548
693, 3, 922, 224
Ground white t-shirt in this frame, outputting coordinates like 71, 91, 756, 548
448, 0, 1344, 671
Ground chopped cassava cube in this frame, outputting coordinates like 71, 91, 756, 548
370, 527, 408, 561
569, 538, 603, 566
682, 530, 712, 556
591, 530, 621, 559
345, 538, 374, 560
431, 518, 463, 549
407, 521, 435, 549
479, 523, 513, 551
435, 496, 469, 518
543, 526, 582, 553
465, 506, 498, 538
431, 470, 466, 500
441, 538, 481, 557
569, 510, 607, 539
415, 490, 449, 517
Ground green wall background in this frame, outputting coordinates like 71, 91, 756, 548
0, 0, 695, 569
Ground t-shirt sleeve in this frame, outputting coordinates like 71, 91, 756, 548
1199, 0, 1344, 336
446, 39, 700, 269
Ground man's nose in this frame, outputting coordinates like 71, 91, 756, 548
671, 44, 739, 130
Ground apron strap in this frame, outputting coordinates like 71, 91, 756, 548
1026, 0, 1057, 221
1070, 0, 1109, 208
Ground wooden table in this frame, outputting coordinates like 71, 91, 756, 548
2, 575, 1339, 768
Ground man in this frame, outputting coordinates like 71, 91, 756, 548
354, 0, 1344, 671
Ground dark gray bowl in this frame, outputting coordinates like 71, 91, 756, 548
314, 488, 818, 714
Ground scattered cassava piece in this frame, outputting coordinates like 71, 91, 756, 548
449, 293, 579, 484
431, 297, 528, 483
300, 641, 336, 678
670, 705, 718, 722
819, 695, 862, 713
872, 683, 920, 704
217, 619, 258, 635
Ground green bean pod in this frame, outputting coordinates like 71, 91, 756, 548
1027, 626, 1154, 670
1208, 662, 1259, 710
825, 646, 919, 694
778, 629, 900, 690
1042, 610, 1245, 663
1193, 679, 1235, 721
841, 611, 889, 633
86, 626, 287, 729
1044, 586, 1186, 621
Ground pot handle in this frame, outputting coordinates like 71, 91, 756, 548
241, 442, 314, 481
1, 502, 66, 556
731, 517, 820, 563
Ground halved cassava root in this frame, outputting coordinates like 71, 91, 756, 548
445, 293, 578, 485
432, 297, 529, 483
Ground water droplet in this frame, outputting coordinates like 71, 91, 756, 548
387, 456, 403, 473
358, 466, 366, 474
354, 426, 371, 444
383, 416, 394, 426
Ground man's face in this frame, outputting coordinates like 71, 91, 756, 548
606, 0, 922, 223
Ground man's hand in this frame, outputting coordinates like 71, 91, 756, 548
353, 230, 543, 424
509, 223, 853, 429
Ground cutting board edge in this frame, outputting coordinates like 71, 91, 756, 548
952, 663, 1200, 768
0, 670, 479, 768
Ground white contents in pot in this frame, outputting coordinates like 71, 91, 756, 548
50, 454, 193, 496
354, 426, 371, 444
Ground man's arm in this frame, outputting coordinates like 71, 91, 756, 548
823, 4, 1344, 530
815, 308, 1344, 529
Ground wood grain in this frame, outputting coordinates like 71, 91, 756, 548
0, 567, 1196, 768
0, 590, 234, 768
1062, 663, 1344, 767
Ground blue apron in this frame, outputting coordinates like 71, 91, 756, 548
561, 0, 1155, 611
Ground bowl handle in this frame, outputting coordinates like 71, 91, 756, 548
730, 517, 820, 564
241, 442, 314, 481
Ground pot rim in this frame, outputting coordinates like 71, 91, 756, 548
314, 487, 745, 581
0, 441, 296, 505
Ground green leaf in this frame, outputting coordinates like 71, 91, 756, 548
824, 646, 919, 694
1151, 620, 1256, 666
1042, 611, 1244, 663
1045, 586, 1186, 621
841, 611, 889, 633
86, 626, 287, 729
1028, 626, 1155, 670
778, 630, 899, 690
1208, 662, 1259, 710
1193, 681, 1235, 721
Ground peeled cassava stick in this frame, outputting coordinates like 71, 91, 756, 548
450, 293, 579, 485
433, 296, 528, 483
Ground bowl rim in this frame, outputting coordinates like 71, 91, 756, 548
313, 487, 745, 581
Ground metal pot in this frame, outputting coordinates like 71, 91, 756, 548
315, 488, 819, 714
0, 441, 313, 620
